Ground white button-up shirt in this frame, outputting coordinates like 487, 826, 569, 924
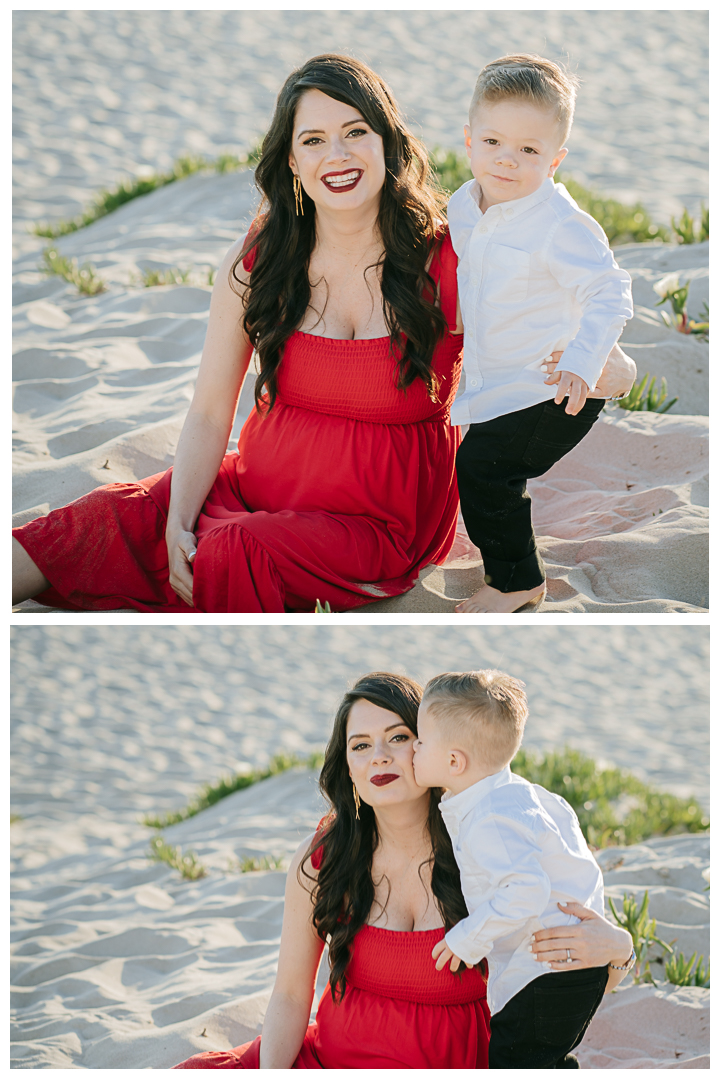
447, 177, 633, 425
440, 766, 604, 1015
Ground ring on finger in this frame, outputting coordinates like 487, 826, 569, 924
566, 949, 572, 963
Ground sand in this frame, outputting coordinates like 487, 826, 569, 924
578, 836, 710, 1069
11, 768, 326, 1070
10, 625, 710, 812
10, 626, 709, 1067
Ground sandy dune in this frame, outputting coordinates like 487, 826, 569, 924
579, 837, 710, 1069
11, 770, 325, 1070
12, 173, 708, 612
11, 769, 709, 1069
578, 981, 709, 1069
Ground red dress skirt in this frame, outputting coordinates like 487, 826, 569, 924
173, 924, 490, 1069
13, 232, 462, 613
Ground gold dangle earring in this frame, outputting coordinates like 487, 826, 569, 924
293, 174, 304, 217
352, 781, 361, 820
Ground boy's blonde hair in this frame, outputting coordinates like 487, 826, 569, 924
470, 53, 579, 146
423, 669, 528, 771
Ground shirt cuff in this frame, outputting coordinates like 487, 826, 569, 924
445, 922, 489, 966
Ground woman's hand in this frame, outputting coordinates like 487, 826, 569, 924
543, 343, 637, 401
591, 343, 637, 399
531, 901, 633, 973
166, 527, 197, 607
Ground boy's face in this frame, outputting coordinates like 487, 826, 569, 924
412, 701, 451, 790
465, 99, 568, 209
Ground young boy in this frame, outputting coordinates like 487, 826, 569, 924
413, 670, 635, 1069
448, 55, 634, 613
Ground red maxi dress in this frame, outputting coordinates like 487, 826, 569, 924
174, 933, 490, 1069
13, 232, 462, 613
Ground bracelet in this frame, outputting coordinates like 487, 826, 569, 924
609, 947, 636, 971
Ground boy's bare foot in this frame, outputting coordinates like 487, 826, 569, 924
455, 581, 546, 614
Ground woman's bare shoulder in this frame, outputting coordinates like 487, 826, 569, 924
225, 234, 249, 260
288, 832, 320, 886
219, 217, 266, 292
218, 236, 251, 292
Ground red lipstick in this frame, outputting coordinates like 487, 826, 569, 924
370, 773, 399, 786
321, 168, 363, 192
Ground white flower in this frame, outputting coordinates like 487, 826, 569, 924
653, 273, 680, 298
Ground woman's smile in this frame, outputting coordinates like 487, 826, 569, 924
322, 168, 363, 191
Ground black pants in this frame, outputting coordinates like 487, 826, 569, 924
489, 965, 609, 1069
456, 398, 605, 592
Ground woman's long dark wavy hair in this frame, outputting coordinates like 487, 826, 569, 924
231, 54, 448, 414
300, 672, 469, 1003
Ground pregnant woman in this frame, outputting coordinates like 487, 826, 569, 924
12, 54, 635, 613
174, 673, 634, 1069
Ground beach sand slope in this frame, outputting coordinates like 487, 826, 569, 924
11, 769, 326, 1069
11, 769, 709, 1069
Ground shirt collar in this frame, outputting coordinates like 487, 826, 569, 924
440, 764, 513, 819
468, 175, 556, 222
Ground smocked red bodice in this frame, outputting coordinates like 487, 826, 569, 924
275, 330, 461, 424
345, 923, 486, 1005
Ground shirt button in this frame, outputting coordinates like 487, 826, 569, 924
470, 379, 478, 387
478, 225, 487, 234
506, 209, 514, 216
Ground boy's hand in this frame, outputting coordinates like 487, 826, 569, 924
545, 366, 589, 415
431, 938, 464, 972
